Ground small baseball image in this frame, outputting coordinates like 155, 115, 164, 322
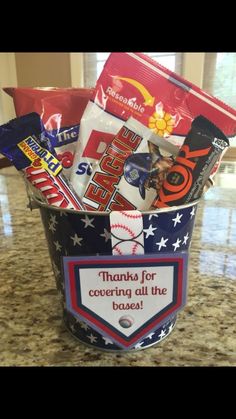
119, 315, 134, 328
110, 210, 144, 255
110, 210, 143, 240
113, 240, 144, 256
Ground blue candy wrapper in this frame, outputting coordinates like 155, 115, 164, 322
0, 112, 84, 210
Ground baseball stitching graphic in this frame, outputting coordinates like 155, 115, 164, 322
110, 210, 144, 255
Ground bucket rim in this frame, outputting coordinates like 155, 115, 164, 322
29, 195, 200, 216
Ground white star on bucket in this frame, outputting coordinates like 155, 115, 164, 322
86, 333, 97, 344
81, 215, 95, 228
146, 332, 155, 340
190, 207, 195, 219
70, 324, 76, 333
158, 330, 166, 339
48, 222, 56, 233
134, 341, 144, 349
78, 321, 90, 331
100, 228, 111, 242
52, 261, 60, 278
59, 210, 68, 217
148, 213, 159, 221
156, 237, 168, 251
102, 336, 114, 345
143, 224, 157, 239
172, 212, 183, 227
70, 234, 83, 247
183, 232, 190, 245
172, 238, 181, 251
168, 323, 174, 333
54, 241, 62, 252
49, 214, 58, 225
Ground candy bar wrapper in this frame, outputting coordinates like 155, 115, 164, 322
82, 117, 178, 212
0, 112, 85, 210
152, 115, 229, 209
4, 87, 94, 178
70, 53, 236, 197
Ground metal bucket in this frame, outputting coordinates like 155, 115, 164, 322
29, 195, 198, 351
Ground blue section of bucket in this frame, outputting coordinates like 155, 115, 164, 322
64, 309, 177, 351
143, 206, 196, 253
39, 202, 197, 351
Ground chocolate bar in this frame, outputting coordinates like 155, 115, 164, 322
152, 115, 229, 208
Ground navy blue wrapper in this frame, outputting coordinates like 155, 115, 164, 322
0, 112, 43, 170
0, 112, 85, 210
43, 125, 80, 149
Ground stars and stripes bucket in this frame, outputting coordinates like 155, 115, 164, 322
30, 197, 198, 351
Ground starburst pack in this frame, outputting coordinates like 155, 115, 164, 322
70, 52, 236, 199
4, 87, 93, 178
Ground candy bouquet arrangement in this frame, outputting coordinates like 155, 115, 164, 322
0, 53, 235, 351
1, 53, 235, 213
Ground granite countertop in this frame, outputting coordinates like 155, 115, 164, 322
0, 167, 235, 366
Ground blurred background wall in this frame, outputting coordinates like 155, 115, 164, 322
15, 53, 72, 87
0, 53, 17, 124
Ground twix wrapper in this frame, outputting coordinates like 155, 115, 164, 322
0, 113, 85, 210
152, 115, 229, 208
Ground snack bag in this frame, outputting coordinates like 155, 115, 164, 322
70, 52, 236, 198
82, 117, 178, 212
0, 112, 85, 210
3, 87, 94, 178
70, 101, 124, 197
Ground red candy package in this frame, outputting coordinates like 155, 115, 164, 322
70, 53, 236, 198
4, 87, 94, 178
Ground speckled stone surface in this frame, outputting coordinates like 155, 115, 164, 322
0, 167, 235, 366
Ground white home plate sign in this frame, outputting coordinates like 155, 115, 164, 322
63, 253, 188, 349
